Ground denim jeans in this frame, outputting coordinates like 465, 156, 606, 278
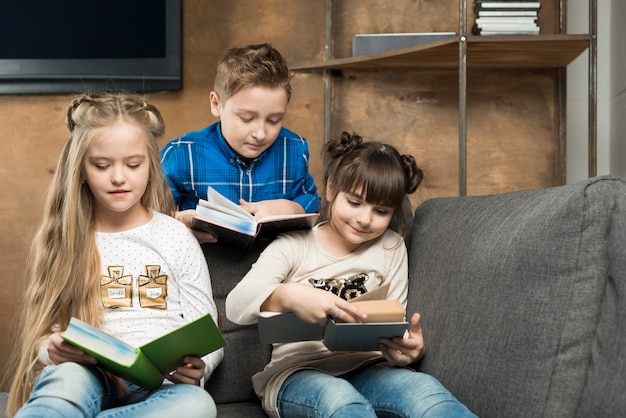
277, 362, 476, 418
15, 363, 217, 418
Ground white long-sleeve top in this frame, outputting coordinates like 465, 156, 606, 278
226, 223, 409, 417
97, 210, 223, 383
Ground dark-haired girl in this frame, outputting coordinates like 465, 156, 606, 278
226, 132, 475, 417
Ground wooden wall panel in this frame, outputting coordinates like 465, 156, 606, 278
333, 0, 459, 59
325, 0, 561, 209
0, 0, 326, 390
329, 68, 560, 210
330, 69, 461, 208
0, 0, 564, 390
0, 97, 70, 390
466, 69, 560, 195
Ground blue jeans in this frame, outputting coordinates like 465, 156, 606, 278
15, 363, 216, 418
277, 362, 476, 418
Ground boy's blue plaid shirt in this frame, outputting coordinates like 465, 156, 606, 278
160, 122, 320, 213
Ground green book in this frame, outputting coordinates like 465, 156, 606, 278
60, 313, 226, 390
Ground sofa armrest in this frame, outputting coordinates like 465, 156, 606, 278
406, 175, 626, 417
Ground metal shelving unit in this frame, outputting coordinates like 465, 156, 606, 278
293, 0, 596, 195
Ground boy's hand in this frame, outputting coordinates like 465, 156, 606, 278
379, 313, 425, 366
165, 356, 206, 386
239, 199, 304, 220
175, 209, 218, 244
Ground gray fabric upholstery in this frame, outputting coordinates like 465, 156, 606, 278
408, 175, 626, 418
575, 178, 626, 417
3, 176, 625, 418
201, 239, 273, 408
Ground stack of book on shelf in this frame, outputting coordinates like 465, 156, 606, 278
473, 1, 541, 36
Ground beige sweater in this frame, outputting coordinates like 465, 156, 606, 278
226, 223, 409, 418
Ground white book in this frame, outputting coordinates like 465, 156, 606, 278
479, 29, 540, 35
475, 17, 537, 25
476, 2, 541, 9
478, 10, 538, 17
476, 23, 539, 30
192, 187, 319, 249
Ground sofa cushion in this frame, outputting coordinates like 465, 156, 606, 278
407, 176, 625, 418
202, 240, 272, 406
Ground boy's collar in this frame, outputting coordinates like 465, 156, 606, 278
216, 122, 266, 166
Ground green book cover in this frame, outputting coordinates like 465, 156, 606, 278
61, 313, 226, 390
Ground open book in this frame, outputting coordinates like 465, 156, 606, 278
60, 313, 226, 390
257, 284, 409, 351
191, 187, 319, 249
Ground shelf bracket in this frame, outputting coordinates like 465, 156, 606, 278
588, 0, 597, 177
458, 0, 468, 196
323, 0, 333, 144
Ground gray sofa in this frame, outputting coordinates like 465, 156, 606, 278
3, 175, 625, 417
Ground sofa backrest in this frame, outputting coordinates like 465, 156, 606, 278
406, 175, 626, 418
202, 240, 273, 405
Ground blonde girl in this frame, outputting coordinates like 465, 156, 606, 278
7, 92, 222, 417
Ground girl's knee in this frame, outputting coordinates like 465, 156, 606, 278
169, 385, 216, 418
18, 363, 104, 418
36, 363, 103, 393
318, 383, 374, 416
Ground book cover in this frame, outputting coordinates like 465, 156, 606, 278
475, 17, 537, 25
477, 10, 538, 17
192, 187, 319, 249
472, 22, 539, 35
61, 313, 226, 390
324, 320, 410, 351
474, 1, 541, 11
258, 311, 408, 351
257, 287, 408, 351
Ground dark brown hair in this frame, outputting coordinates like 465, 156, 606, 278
322, 132, 423, 236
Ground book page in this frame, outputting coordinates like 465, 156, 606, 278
61, 318, 137, 366
197, 199, 250, 221
349, 283, 390, 302
203, 187, 253, 221
194, 208, 257, 236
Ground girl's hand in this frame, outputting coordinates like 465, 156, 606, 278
379, 313, 425, 366
262, 283, 367, 325
46, 333, 97, 365
165, 356, 205, 386
239, 199, 304, 220
175, 209, 218, 244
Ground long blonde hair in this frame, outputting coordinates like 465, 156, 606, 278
6, 92, 175, 415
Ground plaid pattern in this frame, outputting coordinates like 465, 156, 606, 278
160, 122, 320, 212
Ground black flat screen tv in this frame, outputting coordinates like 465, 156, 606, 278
0, 0, 181, 94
